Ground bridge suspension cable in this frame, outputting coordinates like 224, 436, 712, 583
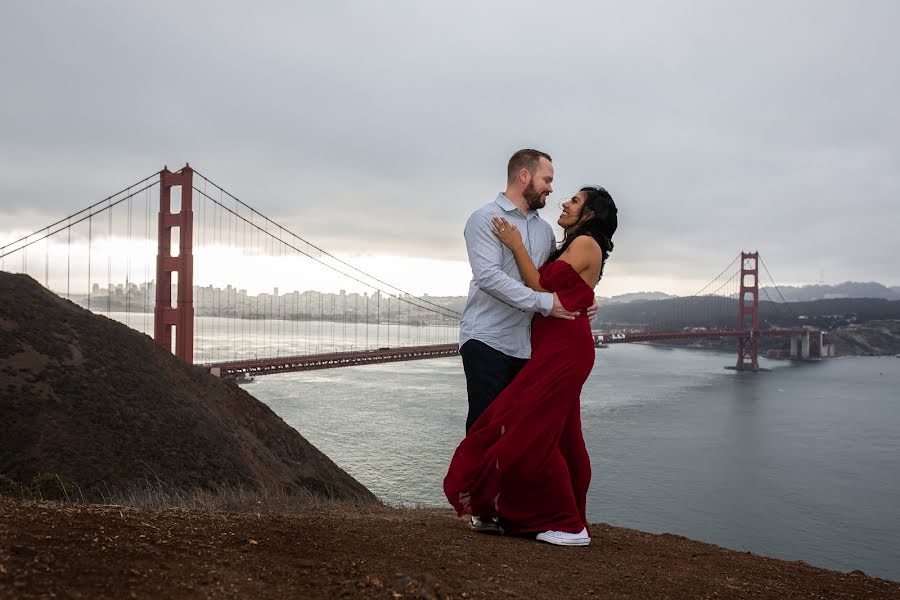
0, 172, 159, 258
191, 169, 461, 319
758, 254, 798, 323
686, 253, 742, 298
191, 183, 460, 321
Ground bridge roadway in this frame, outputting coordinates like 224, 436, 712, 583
593, 328, 807, 344
207, 329, 811, 379
208, 344, 460, 380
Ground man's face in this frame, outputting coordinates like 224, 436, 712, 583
523, 157, 554, 210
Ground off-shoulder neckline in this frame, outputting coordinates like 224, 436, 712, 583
544, 259, 596, 290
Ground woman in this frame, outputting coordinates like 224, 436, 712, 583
443, 186, 618, 546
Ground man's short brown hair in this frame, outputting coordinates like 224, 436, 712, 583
507, 148, 552, 184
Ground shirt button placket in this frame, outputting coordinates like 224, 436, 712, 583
523, 215, 531, 255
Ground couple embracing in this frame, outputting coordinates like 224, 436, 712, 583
443, 148, 618, 547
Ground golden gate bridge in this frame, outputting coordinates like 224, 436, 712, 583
0, 164, 822, 378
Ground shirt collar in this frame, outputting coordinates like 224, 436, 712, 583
495, 193, 540, 219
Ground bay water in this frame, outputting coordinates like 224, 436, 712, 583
105, 313, 900, 580
253, 345, 899, 581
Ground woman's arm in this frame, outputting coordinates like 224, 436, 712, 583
463, 209, 555, 314
491, 216, 549, 292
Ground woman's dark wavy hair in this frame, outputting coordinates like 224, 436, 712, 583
546, 186, 618, 279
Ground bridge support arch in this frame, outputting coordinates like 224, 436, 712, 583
736, 251, 760, 371
154, 165, 194, 363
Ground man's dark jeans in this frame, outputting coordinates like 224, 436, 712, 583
460, 339, 527, 433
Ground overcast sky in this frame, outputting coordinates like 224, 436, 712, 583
2, 1, 898, 297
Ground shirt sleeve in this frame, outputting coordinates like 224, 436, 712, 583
464, 210, 553, 315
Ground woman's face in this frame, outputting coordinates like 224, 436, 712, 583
557, 191, 590, 230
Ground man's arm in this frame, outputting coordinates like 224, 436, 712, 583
465, 210, 553, 315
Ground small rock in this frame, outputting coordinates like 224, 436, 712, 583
11, 545, 36, 557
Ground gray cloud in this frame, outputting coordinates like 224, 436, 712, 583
2, 0, 899, 291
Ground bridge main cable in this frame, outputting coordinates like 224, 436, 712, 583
0, 171, 160, 256
0, 179, 159, 260
191, 185, 461, 321
758, 254, 798, 321
191, 169, 461, 319
686, 252, 742, 298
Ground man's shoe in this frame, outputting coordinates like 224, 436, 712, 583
470, 515, 503, 534
535, 527, 591, 546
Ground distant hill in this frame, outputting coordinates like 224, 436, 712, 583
599, 291, 677, 305
760, 282, 900, 302
592, 296, 900, 331
403, 282, 900, 315
598, 282, 900, 306
0, 272, 376, 502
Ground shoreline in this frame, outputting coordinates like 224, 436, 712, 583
626, 340, 900, 359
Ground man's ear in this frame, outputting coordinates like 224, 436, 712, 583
519, 168, 530, 185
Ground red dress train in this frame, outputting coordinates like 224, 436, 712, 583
444, 260, 596, 534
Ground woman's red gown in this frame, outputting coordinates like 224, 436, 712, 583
444, 260, 596, 534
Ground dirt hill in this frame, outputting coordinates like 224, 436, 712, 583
0, 272, 375, 502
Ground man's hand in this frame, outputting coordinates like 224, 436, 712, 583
549, 293, 578, 320
586, 298, 598, 321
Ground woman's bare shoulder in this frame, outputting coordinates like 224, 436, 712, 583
567, 235, 603, 256
560, 235, 603, 273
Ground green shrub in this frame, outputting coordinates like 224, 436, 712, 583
30, 473, 73, 501
0, 473, 73, 500
0, 474, 24, 498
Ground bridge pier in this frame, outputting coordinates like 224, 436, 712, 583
790, 331, 810, 360
789, 329, 830, 360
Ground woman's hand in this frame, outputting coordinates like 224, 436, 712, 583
491, 216, 524, 250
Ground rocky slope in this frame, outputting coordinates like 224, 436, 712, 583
828, 320, 900, 356
0, 272, 375, 502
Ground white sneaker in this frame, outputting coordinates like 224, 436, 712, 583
536, 527, 591, 546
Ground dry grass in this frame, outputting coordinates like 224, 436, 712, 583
96, 479, 383, 514
2, 471, 386, 517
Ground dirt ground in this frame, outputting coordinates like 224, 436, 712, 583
2, 499, 897, 599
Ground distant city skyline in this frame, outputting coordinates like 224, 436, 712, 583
64, 279, 462, 328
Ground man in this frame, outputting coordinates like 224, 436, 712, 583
458, 148, 596, 533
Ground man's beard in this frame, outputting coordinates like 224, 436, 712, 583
523, 181, 545, 210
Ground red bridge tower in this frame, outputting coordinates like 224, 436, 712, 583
154, 165, 194, 363
736, 251, 760, 371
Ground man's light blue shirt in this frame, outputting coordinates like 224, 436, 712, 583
459, 193, 555, 359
